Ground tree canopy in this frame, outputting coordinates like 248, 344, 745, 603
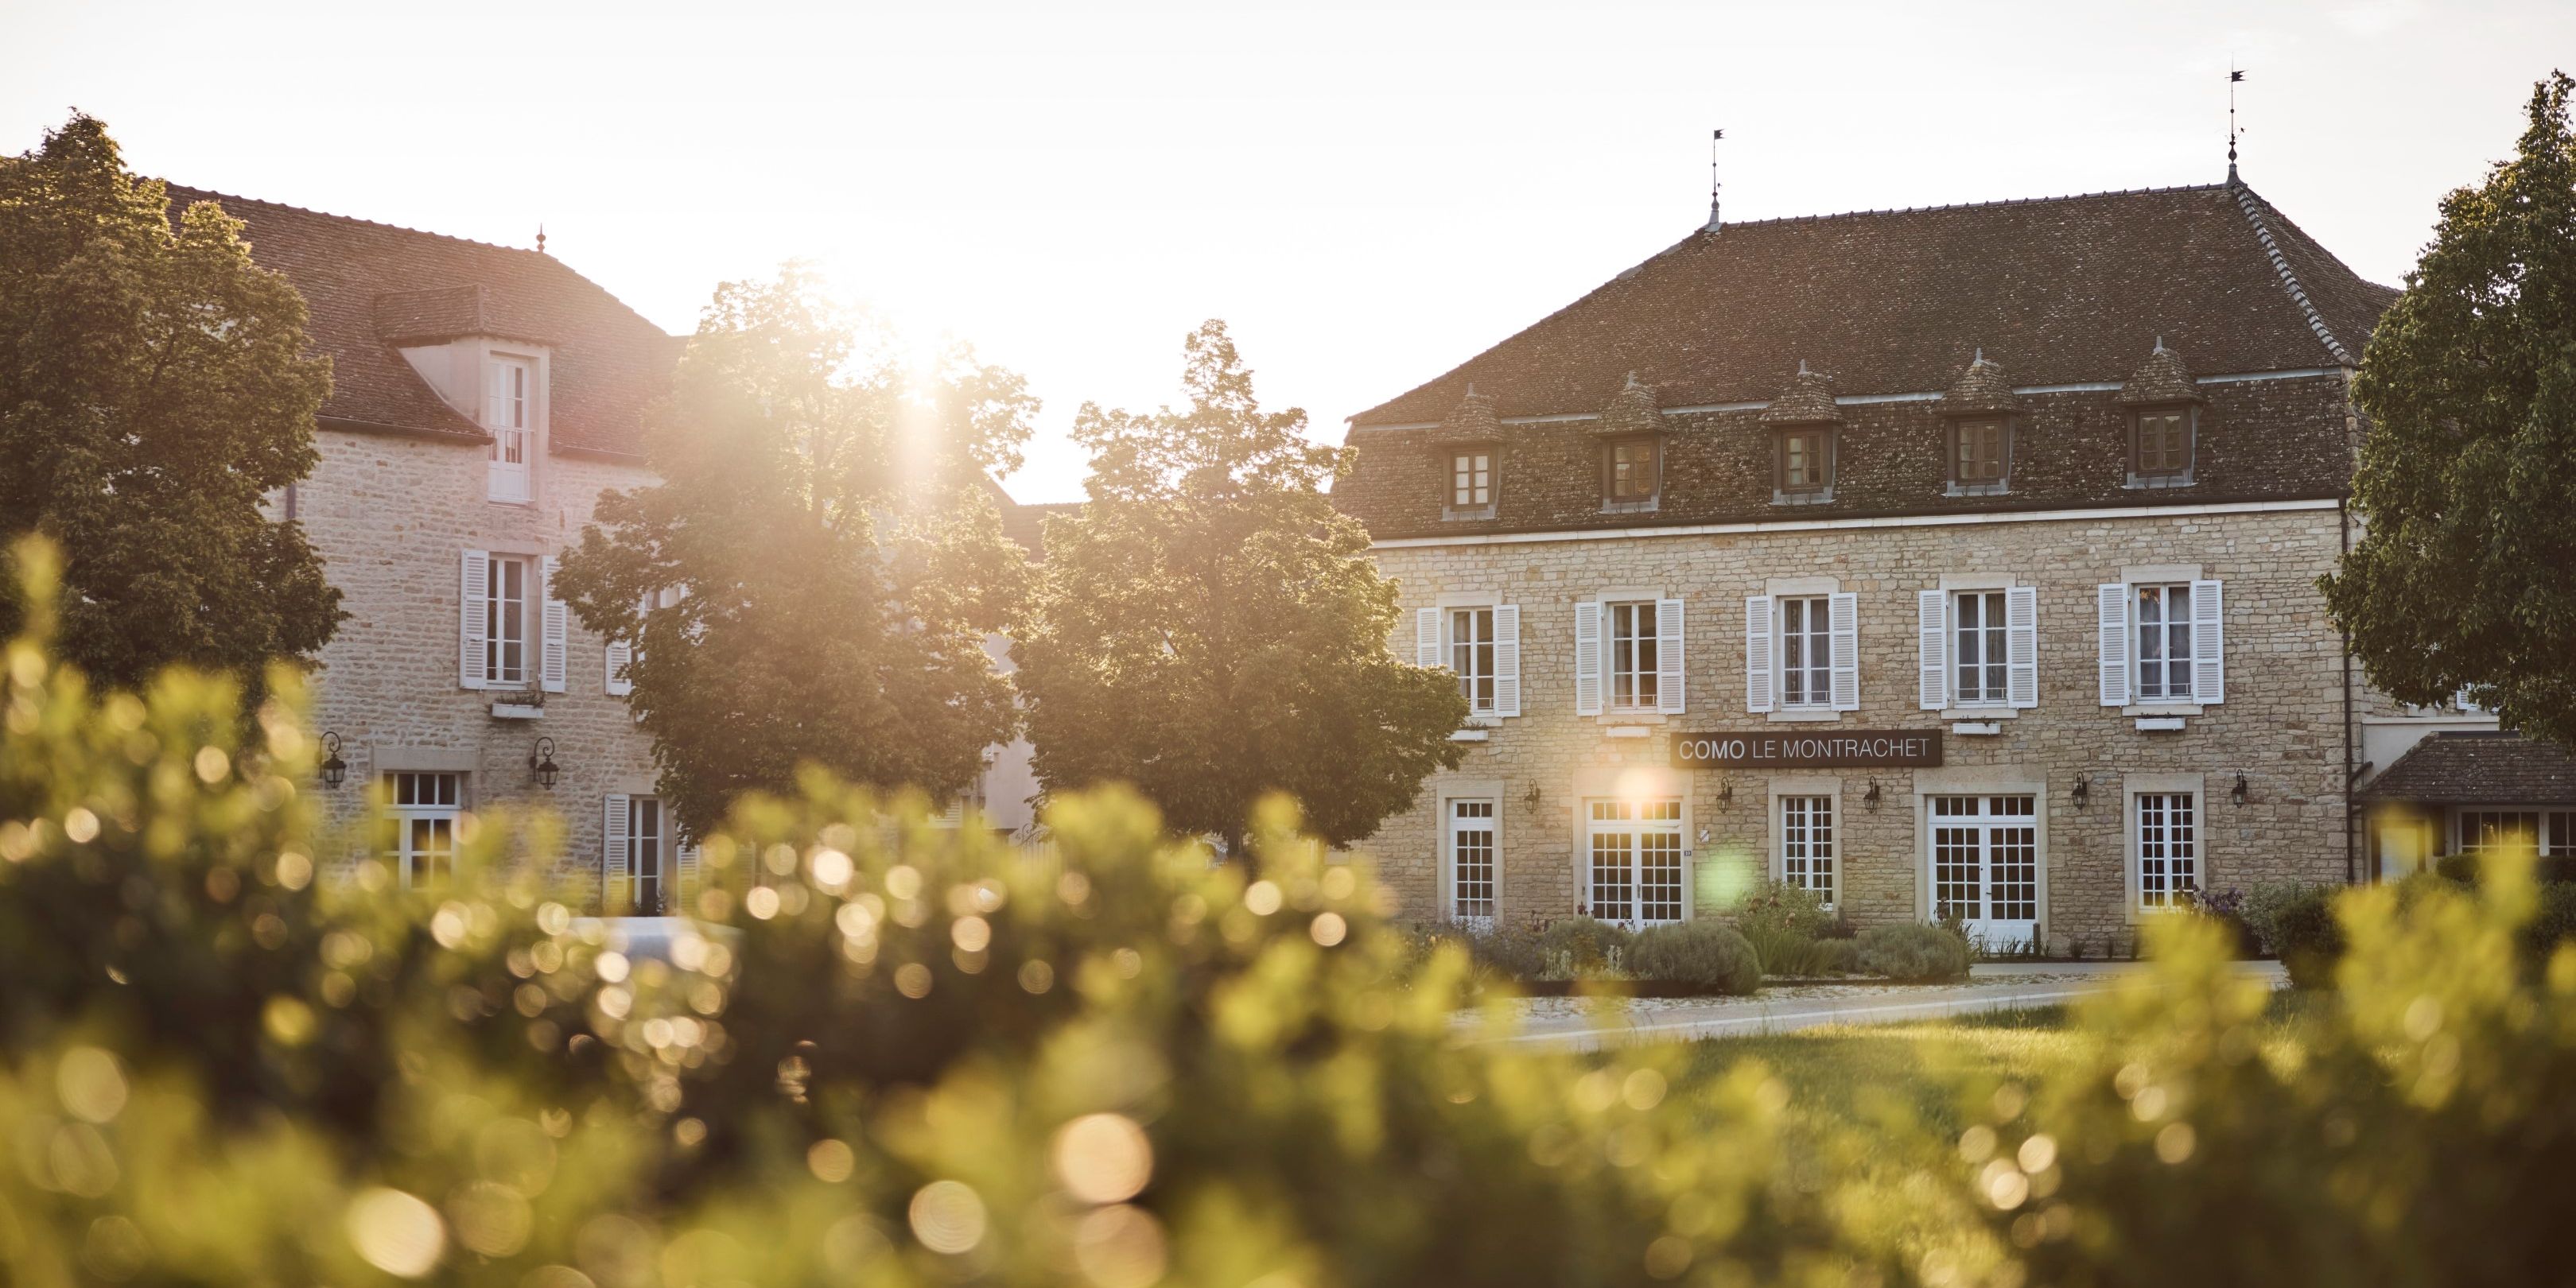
2325, 72, 2576, 747
1013, 320, 1468, 856
553, 270, 1032, 839
0, 113, 340, 693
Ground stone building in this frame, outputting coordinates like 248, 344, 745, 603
177, 188, 1038, 911
1333, 173, 2496, 953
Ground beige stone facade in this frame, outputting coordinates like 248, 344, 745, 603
1370, 491, 2364, 953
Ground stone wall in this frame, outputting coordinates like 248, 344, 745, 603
1367, 499, 2367, 955
296, 429, 659, 902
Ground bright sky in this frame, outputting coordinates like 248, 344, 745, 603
3, 0, 2565, 501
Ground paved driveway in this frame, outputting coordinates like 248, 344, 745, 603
1462, 960, 2289, 1052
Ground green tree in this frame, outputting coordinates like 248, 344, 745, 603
553, 270, 1032, 839
2324, 72, 2576, 747
1014, 320, 1469, 859
0, 113, 340, 693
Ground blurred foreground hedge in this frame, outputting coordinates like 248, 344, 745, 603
3, 538, 2574, 1287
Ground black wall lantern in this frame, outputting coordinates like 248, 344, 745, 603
1863, 779, 1883, 811
318, 731, 348, 789
529, 737, 561, 789
1715, 778, 1735, 810
1520, 782, 1544, 811
2231, 771, 2248, 808
2070, 773, 2089, 810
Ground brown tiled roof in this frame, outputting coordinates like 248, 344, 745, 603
998, 499, 1081, 562
1941, 353, 2020, 415
2118, 340, 2202, 405
164, 185, 677, 456
1758, 363, 1841, 425
2360, 732, 2576, 805
1349, 178, 2397, 427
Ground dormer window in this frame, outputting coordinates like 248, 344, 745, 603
1949, 417, 2011, 494
486, 355, 534, 503
1603, 436, 1660, 510
1774, 427, 1834, 501
2129, 406, 2196, 486
1446, 447, 1495, 518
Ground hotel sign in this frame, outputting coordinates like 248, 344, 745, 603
1673, 729, 1944, 770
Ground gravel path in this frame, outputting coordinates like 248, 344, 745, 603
1456, 961, 2287, 1052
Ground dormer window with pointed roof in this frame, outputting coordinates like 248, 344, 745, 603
1941, 350, 2020, 496
1761, 363, 1840, 504
1436, 384, 1502, 520
2119, 339, 2203, 487
1595, 374, 1665, 514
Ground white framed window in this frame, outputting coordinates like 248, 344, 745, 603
1747, 592, 1855, 714
1952, 591, 2009, 705
383, 771, 461, 889
1447, 798, 1497, 924
1586, 798, 1685, 928
2134, 584, 2194, 701
2452, 809, 2576, 858
1607, 601, 1661, 712
604, 793, 671, 914
1451, 607, 1496, 714
1779, 795, 1836, 907
1919, 587, 2038, 711
461, 551, 566, 693
483, 554, 532, 688
1449, 449, 1493, 513
2134, 792, 2198, 910
2097, 580, 2223, 707
1779, 596, 1830, 708
1415, 603, 1520, 718
486, 355, 534, 503
1576, 599, 1682, 717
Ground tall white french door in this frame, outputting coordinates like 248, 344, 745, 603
1586, 798, 1686, 929
1929, 794, 2038, 950
1446, 798, 1497, 927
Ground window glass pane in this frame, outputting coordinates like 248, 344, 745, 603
2137, 792, 2198, 907
1780, 596, 1830, 707
1449, 799, 1496, 920
1607, 602, 1658, 709
1451, 607, 1494, 713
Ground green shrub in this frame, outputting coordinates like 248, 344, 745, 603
1740, 922, 1845, 976
1464, 919, 1548, 980
1810, 937, 1858, 974
1536, 914, 1633, 976
1852, 922, 1972, 980
2258, 883, 2346, 987
2522, 881, 2576, 971
1731, 879, 1837, 940
1626, 919, 1761, 994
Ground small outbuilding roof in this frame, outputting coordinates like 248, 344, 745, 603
2360, 731, 2576, 805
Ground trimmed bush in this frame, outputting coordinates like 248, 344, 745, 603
2523, 882, 2576, 971
1733, 879, 1838, 940
1537, 915, 1634, 977
2255, 883, 2345, 988
1465, 920, 1548, 981
1626, 919, 1762, 995
1852, 923, 1972, 981
1741, 923, 1846, 976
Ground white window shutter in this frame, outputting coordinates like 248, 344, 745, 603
2097, 584, 2131, 707
674, 833, 701, 908
540, 556, 568, 693
1574, 601, 1603, 716
1416, 607, 1441, 669
604, 638, 633, 696
459, 549, 490, 689
1493, 604, 1521, 717
1917, 589, 1948, 710
2191, 580, 2225, 705
1828, 592, 1860, 712
1655, 598, 1686, 715
603, 794, 631, 913
484, 359, 503, 427
1743, 596, 1774, 714
2007, 585, 2040, 709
